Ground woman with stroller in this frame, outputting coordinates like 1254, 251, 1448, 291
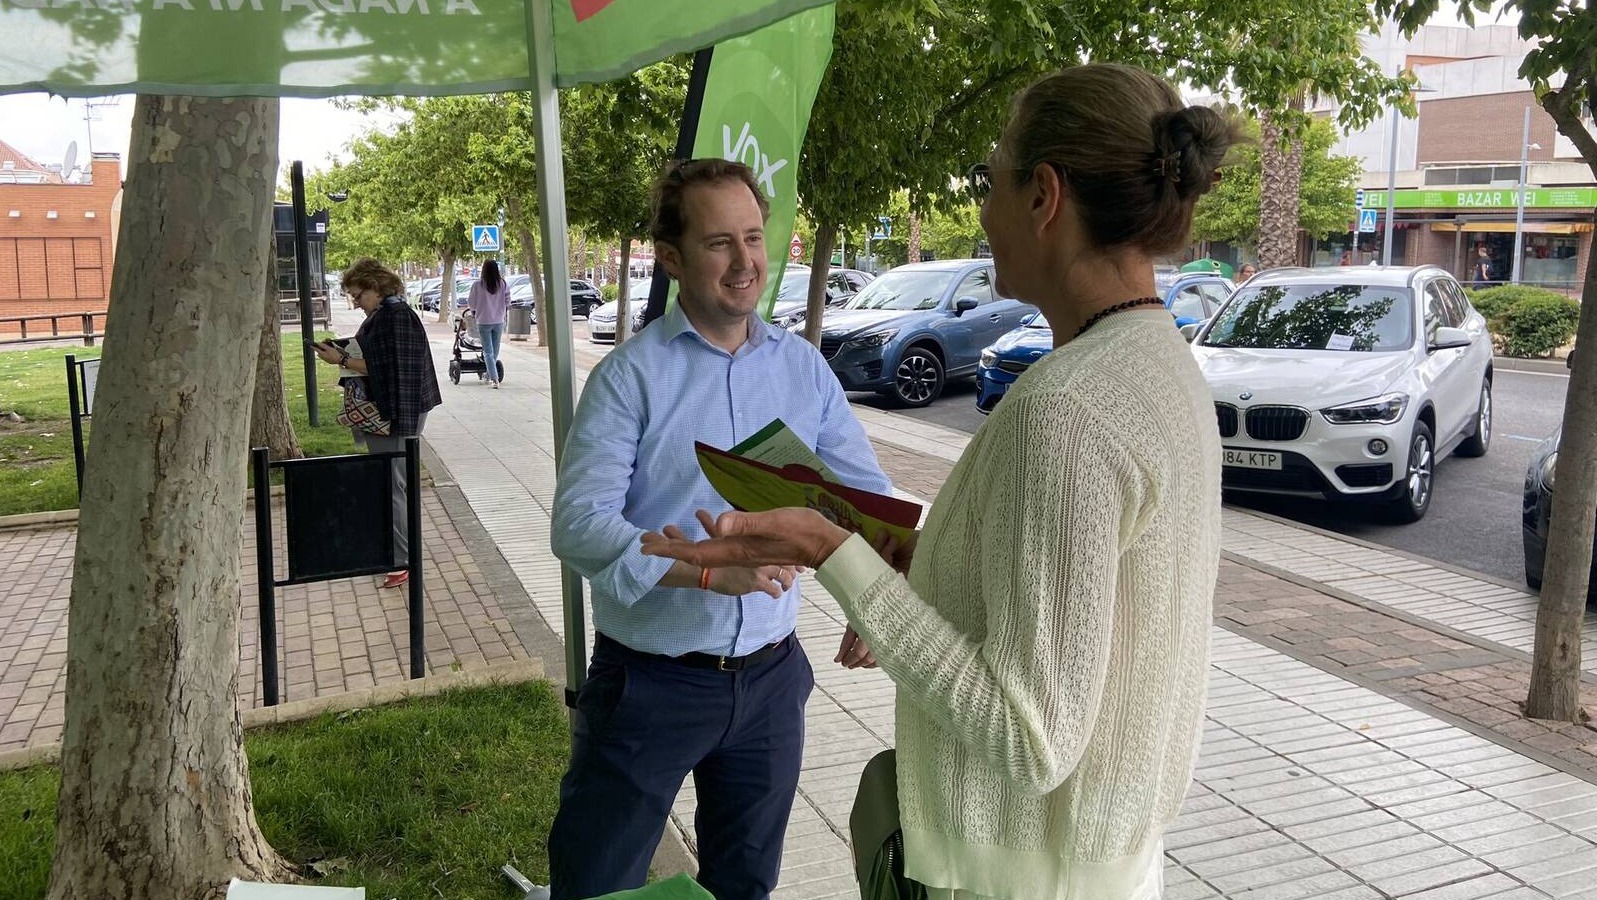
639, 63, 1238, 899
467, 260, 511, 389
314, 257, 442, 589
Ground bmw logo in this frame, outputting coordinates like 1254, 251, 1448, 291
1239, 391, 1253, 401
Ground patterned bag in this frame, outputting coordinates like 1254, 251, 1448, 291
335, 378, 391, 435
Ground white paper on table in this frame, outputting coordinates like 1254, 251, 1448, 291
1325, 333, 1355, 351
227, 880, 365, 899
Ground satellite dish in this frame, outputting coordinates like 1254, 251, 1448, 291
61, 141, 78, 180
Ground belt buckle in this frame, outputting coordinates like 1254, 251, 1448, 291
717, 655, 735, 672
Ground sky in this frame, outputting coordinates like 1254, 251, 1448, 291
0, 94, 397, 179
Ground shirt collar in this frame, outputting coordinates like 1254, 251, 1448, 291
661, 299, 782, 355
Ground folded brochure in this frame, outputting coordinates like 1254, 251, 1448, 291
696, 419, 921, 545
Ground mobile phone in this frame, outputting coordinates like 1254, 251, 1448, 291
305, 339, 322, 351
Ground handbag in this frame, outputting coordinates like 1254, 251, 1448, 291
335, 378, 391, 435
850, 749, 926, 900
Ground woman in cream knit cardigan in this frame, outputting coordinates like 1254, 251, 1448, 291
643, 64, 1240, 900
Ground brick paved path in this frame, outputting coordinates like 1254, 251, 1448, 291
0, 483, 539, 753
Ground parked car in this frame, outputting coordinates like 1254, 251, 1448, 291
1522, 354, 1594, 601
587, 281, 652, 343
805, 259, 1036, 407
973, 272, 1234, 413
413, 277, 443, 311
768, 265, 870, 329
507, 277, 604, 320
1189, 265, 1494, 522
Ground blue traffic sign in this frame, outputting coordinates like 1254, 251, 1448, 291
1357, 208, 1379, 234
471, 225, 501, 253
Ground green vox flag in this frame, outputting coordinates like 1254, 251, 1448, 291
687, 4, 834, 321
0, 0, 830, 97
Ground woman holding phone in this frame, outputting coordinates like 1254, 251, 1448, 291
313, 257, 442, 588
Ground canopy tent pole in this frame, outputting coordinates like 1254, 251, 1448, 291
527, 0, 587, 714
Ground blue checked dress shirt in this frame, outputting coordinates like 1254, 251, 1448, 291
550, 302, 892, 657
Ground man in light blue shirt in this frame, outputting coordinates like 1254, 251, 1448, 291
547, 159, 891, 900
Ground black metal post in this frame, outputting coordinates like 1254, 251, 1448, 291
253, 448, 280, 706
406, 437, 425, 679
642, 46, 715, 330
291, 162, 319, 426
66, 355, 86, 500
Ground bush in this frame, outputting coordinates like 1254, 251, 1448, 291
1499, 292, 1580, 358
1465, 285, 1579, 358
600, 282, 619, 302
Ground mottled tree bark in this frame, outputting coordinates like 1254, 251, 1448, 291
47, 95, 291, 900
1257, 106, 1304, 269
249, 230, 302, 460
803, 226, 837, 348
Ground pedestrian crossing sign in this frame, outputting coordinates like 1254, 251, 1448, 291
472, 225, 501, 253
1357, 209, 1379, 234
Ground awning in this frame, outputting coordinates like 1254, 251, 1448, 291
1430, 221, 1594, 234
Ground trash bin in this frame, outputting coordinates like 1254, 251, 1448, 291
507, 304, 533, 341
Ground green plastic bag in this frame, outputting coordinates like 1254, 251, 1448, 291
591, 874, 714, 900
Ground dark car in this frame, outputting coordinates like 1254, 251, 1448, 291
768, 266, 871, 329
1521, 429, 1596, 600
973, 272, 1234, 413
808, 259, 1036, 407
508, 277, 603, 319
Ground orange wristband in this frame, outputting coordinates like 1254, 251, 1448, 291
699, 567, 713, 590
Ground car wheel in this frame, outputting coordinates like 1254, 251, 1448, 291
1455, 378, 1492, 457
1386, 420, 1435, 523
890, 346, 945, 408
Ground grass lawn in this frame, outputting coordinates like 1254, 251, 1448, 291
0, 681, 570, 900
0, 334, 357, 517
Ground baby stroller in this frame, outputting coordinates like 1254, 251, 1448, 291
447, 310, 505, 385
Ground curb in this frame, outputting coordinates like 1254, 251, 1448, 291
0, 658, 547, 772
1493, 355, 1570, 376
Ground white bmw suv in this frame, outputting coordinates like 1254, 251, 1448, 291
1189, 265, 1493, 522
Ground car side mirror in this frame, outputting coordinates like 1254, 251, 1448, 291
1428, 326, 1472, 352
1020, 312, 1038, 326
954, 296, 979, 315
1179, 322, 1201, 343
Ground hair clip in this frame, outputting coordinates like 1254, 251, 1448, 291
1155, 152, 1181, 182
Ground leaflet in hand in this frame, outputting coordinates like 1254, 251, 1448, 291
697, 418, 921, 545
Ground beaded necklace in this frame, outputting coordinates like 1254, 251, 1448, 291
1071, 296, 1165, 341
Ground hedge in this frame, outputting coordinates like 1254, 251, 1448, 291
1464, 285, 1580, 358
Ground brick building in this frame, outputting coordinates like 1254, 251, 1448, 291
1313, 24, 1594, 290
0, 140, 122, 333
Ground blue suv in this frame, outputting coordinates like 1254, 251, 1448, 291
808, 259, 1037, 407
974, 271, 1234, 413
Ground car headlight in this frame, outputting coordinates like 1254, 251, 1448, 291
845, 330, 897, 350
1321, 393, 1409, 425
980, 349, 998, 368
1541, 451, 1558, 491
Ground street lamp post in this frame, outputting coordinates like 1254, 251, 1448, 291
1381, 98, 1400, 266
1511, 106, 1542, 285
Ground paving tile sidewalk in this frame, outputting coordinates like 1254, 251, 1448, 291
428, 329, 1597, 898
0, 479, 547, 754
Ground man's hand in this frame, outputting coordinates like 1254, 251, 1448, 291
834, 626, 877, 669
707, 565, 800, 599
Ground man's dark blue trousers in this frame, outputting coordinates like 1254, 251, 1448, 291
547, 631, 813, 900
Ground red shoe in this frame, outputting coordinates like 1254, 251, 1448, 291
382, 570, 409, 589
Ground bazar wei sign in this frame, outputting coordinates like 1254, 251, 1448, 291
0, 0, 483, 11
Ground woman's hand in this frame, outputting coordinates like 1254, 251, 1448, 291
871, 530, 917, 575
642, 508, 851, 571
707, 565, 800, 599
835, 626, 877, 669
311, 342, 342, 365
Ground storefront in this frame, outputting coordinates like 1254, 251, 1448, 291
1361, 186, 1594, 290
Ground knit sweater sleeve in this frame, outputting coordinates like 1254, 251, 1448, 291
817, 391, 1151, 795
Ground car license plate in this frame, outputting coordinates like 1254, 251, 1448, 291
1223, 449, 1282, 470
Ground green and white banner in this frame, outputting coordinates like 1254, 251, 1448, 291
0, 0, 830, 96
688, 3, 833, 320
